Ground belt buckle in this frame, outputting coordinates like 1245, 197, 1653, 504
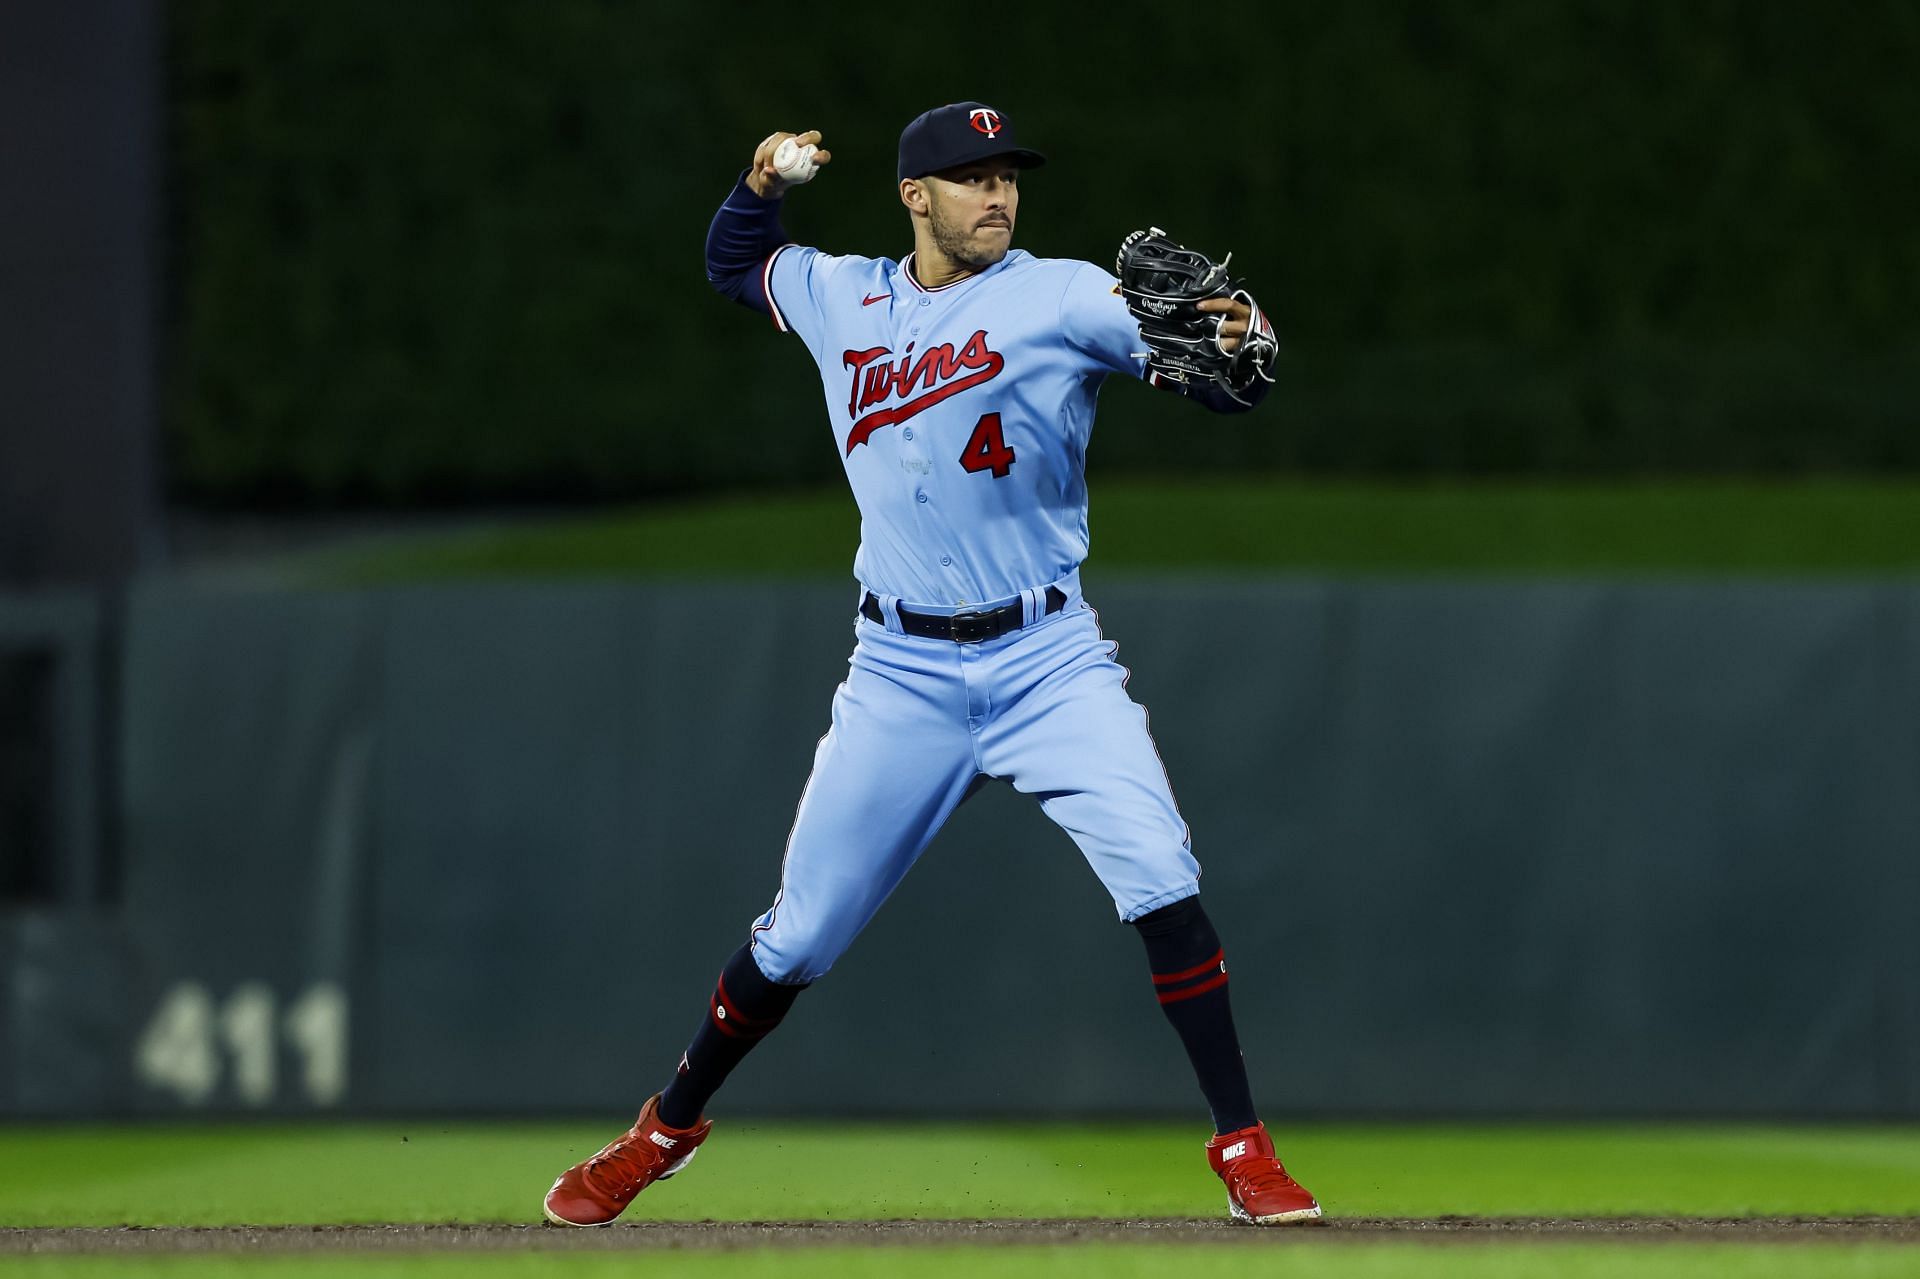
948, 608, 999, 643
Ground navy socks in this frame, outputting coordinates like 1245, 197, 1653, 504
1132, 895, 1259, 1134
658, 906, 1255, 1134
657, 944, 805, 1129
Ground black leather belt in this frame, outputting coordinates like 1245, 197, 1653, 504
861, 585, 1067, 643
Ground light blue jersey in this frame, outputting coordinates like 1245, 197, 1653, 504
766, 246, 1145, 607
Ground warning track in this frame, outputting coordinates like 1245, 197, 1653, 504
5, 1218, 1918, 1255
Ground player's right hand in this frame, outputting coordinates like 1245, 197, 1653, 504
747, 130, 832, 198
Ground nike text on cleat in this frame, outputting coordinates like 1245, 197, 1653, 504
1205, 1122, 1324, 1226
542, 1093, 714, 1227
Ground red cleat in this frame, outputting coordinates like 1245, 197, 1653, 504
1206, 1122, 1323, 1225
542, 1094, 713, 1226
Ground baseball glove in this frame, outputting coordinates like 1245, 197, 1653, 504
1115, 227, 1277, 404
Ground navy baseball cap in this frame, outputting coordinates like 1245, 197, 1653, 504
897, 102, 1047, 182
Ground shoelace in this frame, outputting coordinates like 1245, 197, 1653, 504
1224, 1154, 1301, 1203
580, 1129, 662, 1200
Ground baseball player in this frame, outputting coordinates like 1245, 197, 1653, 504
544, 102, 1319, 1227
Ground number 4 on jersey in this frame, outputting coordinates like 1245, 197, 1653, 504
959, 412, 1016, 479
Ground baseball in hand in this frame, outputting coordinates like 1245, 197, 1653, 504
772, 137, 819, 184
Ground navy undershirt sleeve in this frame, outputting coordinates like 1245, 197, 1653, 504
705, 172, 792, 315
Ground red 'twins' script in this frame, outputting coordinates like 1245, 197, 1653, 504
840, 330, 1005, 456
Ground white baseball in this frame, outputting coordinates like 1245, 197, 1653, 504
772, 137, 819, 184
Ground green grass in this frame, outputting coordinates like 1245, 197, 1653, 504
5, 1124, 1917, 1278
281, 480, 1920, 585
5, 1246, 1920, 1279
3, 1122, 1917, 1228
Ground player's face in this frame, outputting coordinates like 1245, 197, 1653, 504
921, 162, 1020, 269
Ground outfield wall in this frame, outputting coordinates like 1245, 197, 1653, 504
4, 578, 1917, 1118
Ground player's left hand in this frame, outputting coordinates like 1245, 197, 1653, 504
1197, 296, 1252, 356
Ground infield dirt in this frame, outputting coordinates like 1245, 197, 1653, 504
6, 1217, 1918, 1256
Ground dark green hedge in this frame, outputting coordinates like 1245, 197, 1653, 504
167, 1, 1920, 505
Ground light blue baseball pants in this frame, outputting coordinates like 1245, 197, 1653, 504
749, 576, 1201, 984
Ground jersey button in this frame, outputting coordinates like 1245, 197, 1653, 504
940, 555, 952, 566
916, 492, 928, 503
902, 428, 914, 440
918, 298, 931, 307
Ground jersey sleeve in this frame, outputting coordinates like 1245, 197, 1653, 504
1058, 262, 1148, 380
765, 245, 855, 364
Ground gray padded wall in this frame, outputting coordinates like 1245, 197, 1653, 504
6, 578, 1915, 1117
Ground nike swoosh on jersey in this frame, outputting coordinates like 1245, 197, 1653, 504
861, 293, 889, 307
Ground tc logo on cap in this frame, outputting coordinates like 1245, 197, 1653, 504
968, 107, 1003, 138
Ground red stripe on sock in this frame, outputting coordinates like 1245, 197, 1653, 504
1157, 970, 1230, 1005
709, 991, 749, 1037
711, 983, 758, 1038
715, 977, 779, 1028
1152, 949, 1225, 986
